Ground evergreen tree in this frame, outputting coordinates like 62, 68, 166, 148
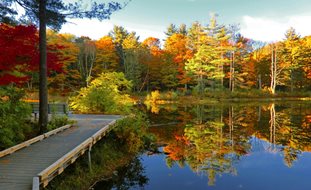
165, 23, 178, 37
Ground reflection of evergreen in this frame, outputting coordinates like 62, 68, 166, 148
155, 102, 311, 186
283, 147, 301, 168
184, 120, 243, 186
92, 157, 148, 190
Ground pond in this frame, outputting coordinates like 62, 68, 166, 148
48, 101, 311, 190
135, 101, 311, 190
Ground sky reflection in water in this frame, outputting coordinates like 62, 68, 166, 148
138, 102, 311, 190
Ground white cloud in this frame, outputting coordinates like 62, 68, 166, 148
240, 15, 311, 42
60, 18, 165, 42
60, 19, 113, 40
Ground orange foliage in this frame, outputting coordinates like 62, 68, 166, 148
164, 34, 193, 87
95, 36, 119, 72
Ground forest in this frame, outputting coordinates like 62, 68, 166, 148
1, 15, 311, 97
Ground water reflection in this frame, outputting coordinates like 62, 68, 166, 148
147, 101, 311, 187
91, 157, 148, 190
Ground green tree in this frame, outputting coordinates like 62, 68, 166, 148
165, 23, 178, 37
187, 21, 205, 52
123, 32, 144, 91
178, 23, 188, 35
185, 39, 222, 95
109, 25, 130, 70
282, 27, 301, 92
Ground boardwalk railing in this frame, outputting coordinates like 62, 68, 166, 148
33, 120, 117, 189
0, 124, 72, 158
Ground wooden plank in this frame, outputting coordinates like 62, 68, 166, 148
91, 120, 116, 145
43, 124, 71, 138
0, 124, 72, 158
37, 120, 116, 187
0, 135, 44, 158
0, 115, 119, 190
38, 137, 93, 183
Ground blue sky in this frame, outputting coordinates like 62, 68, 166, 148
60, 0, 311, 42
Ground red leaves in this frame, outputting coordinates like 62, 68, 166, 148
0, 24, 64, 85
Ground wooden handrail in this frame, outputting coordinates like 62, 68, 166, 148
38, 137, 93, 187
91, 120, 116, 144
0, 124, 72, 158
35, 120, 117, 188
44, 124, 71, 138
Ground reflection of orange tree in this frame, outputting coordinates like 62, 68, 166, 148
163, 120, 251, 186
163, 135, 190, 168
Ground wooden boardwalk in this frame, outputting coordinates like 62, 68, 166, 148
0, 114, 121, 190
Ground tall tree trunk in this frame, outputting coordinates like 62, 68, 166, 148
230, 51, 235, 92
229, 106, 234, 149
269, 103, 276, 149
229, 53, 232, 90
221, 53, 224, 88
270, 45, 277, 94
258, 74, 262, 90
39, 0, 48, 133
290, 70, 294, 93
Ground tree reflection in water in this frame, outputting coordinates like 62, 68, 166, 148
148, 102, 311, 186
91, 157, 148, 190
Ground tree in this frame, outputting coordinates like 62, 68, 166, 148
3, 0, 126, 132
187, 21, 205, 52
206, 15, 232, 88
165, 23, 178, 37
0, 24, 38, 85
185, 39, 221, 95
282, 28, 302, 92
0, 24, 63, 86
95, 36, 119, 73
178, 24, 187, 35
46, 31, 80, 91
141, 37, 164, 90
123, 32, 143, 91
76, 36, 96, 87
109, 25, 130, 70
164, 33, 192, 90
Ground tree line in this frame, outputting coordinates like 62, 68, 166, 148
1, 15, 311, 95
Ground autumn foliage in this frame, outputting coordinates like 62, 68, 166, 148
0, 24, 63, 85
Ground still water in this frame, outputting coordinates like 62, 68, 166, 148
96, 101, 311, 190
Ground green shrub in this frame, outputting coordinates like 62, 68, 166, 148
47, 115, 74, 131
114, 111, 155, 153
70, 72, 133, 114
0, 86, 31, 149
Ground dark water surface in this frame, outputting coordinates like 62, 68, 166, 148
91, 101, 311, 190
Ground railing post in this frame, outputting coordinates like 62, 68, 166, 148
32, 177, 40, 190
88, 145, 92, 171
